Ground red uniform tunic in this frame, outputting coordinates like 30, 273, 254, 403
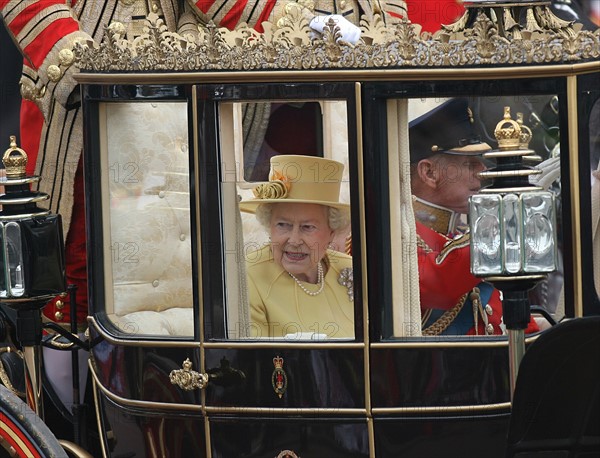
417, 221, 539, 336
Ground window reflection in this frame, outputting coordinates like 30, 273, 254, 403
101, 102, 194, 338
398, 96, 564, 338
591, 98, 600, 299
242, 102, 324, 181
221, 100, 353, 340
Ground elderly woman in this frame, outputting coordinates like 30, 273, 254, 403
239, 155, 354, 339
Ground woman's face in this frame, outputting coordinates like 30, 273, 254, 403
269, 203, 334, 283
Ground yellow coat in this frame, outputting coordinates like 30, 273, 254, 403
247, 245, 354, 339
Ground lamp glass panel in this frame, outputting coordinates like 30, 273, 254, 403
522, 192, 557, 272
5, 222, 24, 297
470, 194, 502, 275
0, 223, 6, 298
502, 194, 521, 274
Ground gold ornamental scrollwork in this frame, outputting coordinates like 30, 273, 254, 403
169, 358, 209, 391
73, 6, 600, 73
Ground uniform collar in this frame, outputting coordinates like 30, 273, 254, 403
412, 196, 464, 235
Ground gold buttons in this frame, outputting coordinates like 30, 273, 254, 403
485, 304, 493, 315
340, 0, 347, 8
47, 65, 62, 82
55, 300, 65, 310
58, 49, 74, 66
152, 280, 159, 287
107, 21, 126, 36
486, 323, 494, 335
54, 311, 64, 321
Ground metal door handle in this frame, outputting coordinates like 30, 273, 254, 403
169, 358, 209, 391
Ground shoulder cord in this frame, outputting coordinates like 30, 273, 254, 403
422, 293, 469, 336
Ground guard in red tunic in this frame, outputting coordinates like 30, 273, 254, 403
409, 98, 539, 336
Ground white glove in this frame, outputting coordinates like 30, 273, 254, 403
530, 155, 561, 190
309, 15, 361, 44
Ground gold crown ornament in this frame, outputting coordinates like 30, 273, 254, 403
2, 136, 28, 178
494, 107, 522, 150
516, 112, 533, 150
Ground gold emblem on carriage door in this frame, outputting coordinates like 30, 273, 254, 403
271, 356, 287, 398
276, 450, 299, 458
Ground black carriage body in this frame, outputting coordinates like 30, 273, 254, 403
76, 22, 600, 458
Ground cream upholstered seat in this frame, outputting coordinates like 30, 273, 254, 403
103, 102, 194, 337
107, 189, 194, 337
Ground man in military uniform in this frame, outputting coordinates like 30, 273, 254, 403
409, 98, 539, 336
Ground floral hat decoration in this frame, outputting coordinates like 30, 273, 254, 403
239, 155, 350, 213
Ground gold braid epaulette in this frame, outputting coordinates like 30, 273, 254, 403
422, 293, 469, 336
436, 233, 470, 265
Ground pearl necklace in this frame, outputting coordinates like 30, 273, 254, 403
287, 262, 324, 296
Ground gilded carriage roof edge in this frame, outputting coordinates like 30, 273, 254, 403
73, 2, 600, 73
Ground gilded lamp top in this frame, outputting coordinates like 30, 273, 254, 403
2, 136, 28, 178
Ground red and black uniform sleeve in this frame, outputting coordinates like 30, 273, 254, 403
417, 221, 478, 310
185, 0, 279, 32
1, 0, 90, 113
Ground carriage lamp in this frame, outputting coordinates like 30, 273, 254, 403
0, 136, 66, 416
468, 108, 558, 397
0, 136, 65, 301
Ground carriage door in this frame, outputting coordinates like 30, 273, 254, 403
82, 84, 209, 458
194, 82, 370, 458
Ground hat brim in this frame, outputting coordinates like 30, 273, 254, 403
239, 198, 350, 214
442, 142, 492, 155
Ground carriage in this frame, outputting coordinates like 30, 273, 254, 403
1, 1, 599, 457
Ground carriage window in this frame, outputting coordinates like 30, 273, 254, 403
99, 101, 194, 338
388, 95, 563, 338
220, 100, 354, 340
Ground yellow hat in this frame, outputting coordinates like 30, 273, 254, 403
239, 155, 349, 213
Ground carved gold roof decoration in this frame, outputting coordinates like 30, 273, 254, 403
73, 2, 599, 72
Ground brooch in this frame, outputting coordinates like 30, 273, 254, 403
338, 267, 354, 302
